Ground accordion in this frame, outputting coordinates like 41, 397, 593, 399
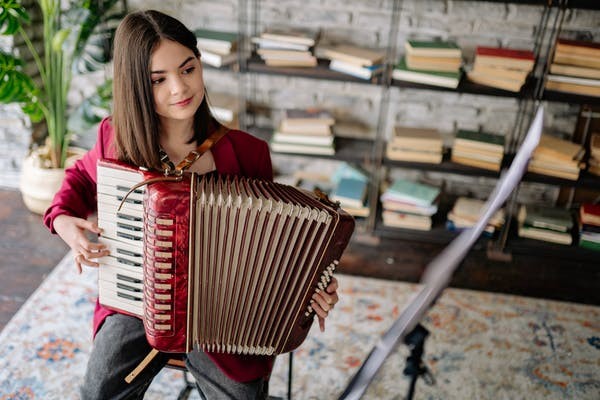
96, 159, 354, 355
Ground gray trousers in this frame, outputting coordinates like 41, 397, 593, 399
81, 313, 268, 400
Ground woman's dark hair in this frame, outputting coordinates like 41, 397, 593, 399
112, 9, 220, 170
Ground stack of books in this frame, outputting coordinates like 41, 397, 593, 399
467, 46, 535, 92
253, 27, 319, 67
380, 178, 441, 231
578, 203, 600, 251
392, 40, 462, 89
546, 39, 600, 97
270, 108, 335, 155
386, 126, 443, 163
320, 44, 385, 80
451, 130, 505, 171
330, 163, 370, 217
208, 92, 239, 129
446, 197, 505, 236
518, 204, 573, 245
195, 29, 238, 68
587, 133, 600, 176
528, 134, 584, 180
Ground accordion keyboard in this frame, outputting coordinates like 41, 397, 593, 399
97, 164, 145, 318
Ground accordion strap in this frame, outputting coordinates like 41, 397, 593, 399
163, 125, 230, 175
118, 125, 229, 212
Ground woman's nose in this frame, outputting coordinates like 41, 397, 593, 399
170, 76, 186, 95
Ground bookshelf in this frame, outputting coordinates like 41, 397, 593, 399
228, 0, 600, 264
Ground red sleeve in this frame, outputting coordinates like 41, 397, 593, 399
254, 140, 274, 182
43, 118, 112, 233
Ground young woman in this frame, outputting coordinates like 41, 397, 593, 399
43, 10, 339, 400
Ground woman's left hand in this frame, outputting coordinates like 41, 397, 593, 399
311, 276, 339, 332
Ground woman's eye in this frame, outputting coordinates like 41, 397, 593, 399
151, 77, 165, 85
183, 67, 195, 75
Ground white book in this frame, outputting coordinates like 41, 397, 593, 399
329, 60, 384, 80
200, 50, 238, 68
251, 37, 311, 51
270, 141, 335, 155
547, 74, 600, 87
272, 132, 334, 146
392, 68, 459, 88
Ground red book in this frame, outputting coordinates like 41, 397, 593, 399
474, 47, 535, 71
476, 46, 535, 60
555, 38, 600, 59
580, 203, 600, 226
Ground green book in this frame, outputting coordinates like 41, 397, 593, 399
518, 205, 573, 232
194, 29, 237, 42
455, 130, 505, 147
394, 58, 460, 78
579, 239, 600, 251
381, 178, 440, 207
405, 40, 461, 57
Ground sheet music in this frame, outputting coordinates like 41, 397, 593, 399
339, 106, 544, 400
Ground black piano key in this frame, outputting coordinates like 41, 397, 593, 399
117, 232, 142, 241
117, 222, 142, 232
117, 248, 143, 258
117, 282, 142, 293
117, 212, 143, 222
116, 257, 142, 268
116, 273, 142, 284
117, 292, 142, 302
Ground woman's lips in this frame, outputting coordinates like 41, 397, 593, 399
174, 96, 193, 106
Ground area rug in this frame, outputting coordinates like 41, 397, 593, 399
0, 252, 599, 399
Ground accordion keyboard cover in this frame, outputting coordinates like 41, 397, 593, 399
97, 159, 355, 355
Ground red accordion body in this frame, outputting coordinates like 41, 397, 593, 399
97, 159, 354, 355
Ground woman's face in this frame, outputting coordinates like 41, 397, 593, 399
150, 39, 205, 126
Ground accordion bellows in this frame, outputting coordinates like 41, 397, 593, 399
97, 159, 354, 355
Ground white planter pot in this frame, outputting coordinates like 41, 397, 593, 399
19, 148, 86, 215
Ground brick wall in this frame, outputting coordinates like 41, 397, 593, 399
1, 0, 598, 201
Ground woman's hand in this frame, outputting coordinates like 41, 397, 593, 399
53, 215, 109, 273
311, 276, 339, 332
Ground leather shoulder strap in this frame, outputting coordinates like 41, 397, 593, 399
165, 125, 229, 174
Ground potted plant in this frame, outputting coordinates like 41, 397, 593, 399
0, 0, 124, 213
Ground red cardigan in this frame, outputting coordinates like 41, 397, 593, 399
44, 117, 275, 382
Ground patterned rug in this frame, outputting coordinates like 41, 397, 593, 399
0, 252, 599, 400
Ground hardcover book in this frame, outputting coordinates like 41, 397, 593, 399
381, 179, 440, 207
321, 44, 385, 66
474, 46, 535, 71
555, 38, 600, 58
390, 126, 443, 149
329, 60, 384, 80
533, 134, 584, 162
261, 27, 320, 47
331, 178, 368, 209
580, 204, 600, 226
195, 29, 238, 54
518, 205, 573, 232
392, 58, 461, 88
404, 40, 461, 58
454, 130, 505, 153
549, 63, 600, 80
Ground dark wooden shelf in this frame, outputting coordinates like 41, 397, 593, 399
541, 89, 600, 106
248, 125, 374, 163
391, 75, 536, 99
384, 151, 502, 178
521, 170, 600, 190
244, 56, 383, 85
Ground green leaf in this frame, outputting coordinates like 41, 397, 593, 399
0, 0, 30, 35
52, 28, 71, 52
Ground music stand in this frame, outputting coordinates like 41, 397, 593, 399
338, 106, 544, 400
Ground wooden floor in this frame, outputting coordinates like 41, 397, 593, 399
1, 187, 597, 332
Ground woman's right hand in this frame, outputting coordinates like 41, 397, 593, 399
53, 214, 110, 274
